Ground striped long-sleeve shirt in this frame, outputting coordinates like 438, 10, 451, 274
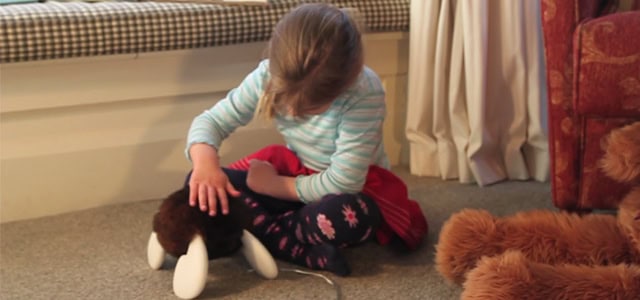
186, 60, 389, 203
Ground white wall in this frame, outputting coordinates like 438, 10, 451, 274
0, 32, 409, 223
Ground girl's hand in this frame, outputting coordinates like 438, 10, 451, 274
189, 166, 241, 216
246, 160, 278, 194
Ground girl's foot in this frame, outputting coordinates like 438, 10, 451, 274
272, 239, 351, 276
307, 243, 351, 276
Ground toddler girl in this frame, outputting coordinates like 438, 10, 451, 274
186, 3, 427, 276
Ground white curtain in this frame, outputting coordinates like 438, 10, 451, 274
406, 0, 549, 186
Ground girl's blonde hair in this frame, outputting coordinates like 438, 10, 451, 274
257, 3, 364, 119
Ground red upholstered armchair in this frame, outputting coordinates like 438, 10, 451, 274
541, 0, 640, 211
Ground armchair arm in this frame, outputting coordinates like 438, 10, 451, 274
541, 0, 616, 113
540, 0, 617, 208
574, 11, 640, 118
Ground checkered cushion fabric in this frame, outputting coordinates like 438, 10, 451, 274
0, 0, 409, 63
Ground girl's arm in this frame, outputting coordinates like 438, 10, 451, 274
188, 143, 241, 215
294, 91, 386, 202
294, 68, 387, 202
246, 68, 386, 203
185, 60, 268, 159
186, 60, 268, 215
246, 91, 386, 203
246, 160, 300, 201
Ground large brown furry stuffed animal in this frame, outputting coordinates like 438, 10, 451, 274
435, 122, 640, 299
146, 169, 279, 299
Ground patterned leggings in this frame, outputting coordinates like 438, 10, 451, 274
221, 168, 382, 276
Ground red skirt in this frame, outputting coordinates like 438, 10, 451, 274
228, 145, 428, 250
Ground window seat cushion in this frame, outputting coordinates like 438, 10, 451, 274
0, 0, 409, 63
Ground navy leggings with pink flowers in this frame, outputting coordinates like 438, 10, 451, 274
216, 168, 381, 276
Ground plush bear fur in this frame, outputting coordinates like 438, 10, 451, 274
435, 122, 640, 299
600, 121, 640, 183
435, 198, 640, 285
461, 250, 640, 300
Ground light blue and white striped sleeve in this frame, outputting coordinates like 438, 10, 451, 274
185, 60, 268, 160
295, 88, 386, 202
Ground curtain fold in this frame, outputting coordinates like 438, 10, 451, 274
406, 0, 549, 186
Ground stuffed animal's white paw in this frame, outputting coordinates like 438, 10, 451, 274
147, 232, 166, 270
173, 234, 208, 299
241, 230, 278, 279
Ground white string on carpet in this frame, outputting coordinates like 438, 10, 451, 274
248, 268, 341, 300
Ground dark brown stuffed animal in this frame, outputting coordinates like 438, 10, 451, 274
436, 122, 640, 299
151, 186, 252, 260
147, 169, 278, 299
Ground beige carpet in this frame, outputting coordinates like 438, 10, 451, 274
0, 167, 554, 299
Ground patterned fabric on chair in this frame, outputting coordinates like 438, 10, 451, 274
541, 0, 640, 210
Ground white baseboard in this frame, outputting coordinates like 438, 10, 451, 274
0, 32, 409, 223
